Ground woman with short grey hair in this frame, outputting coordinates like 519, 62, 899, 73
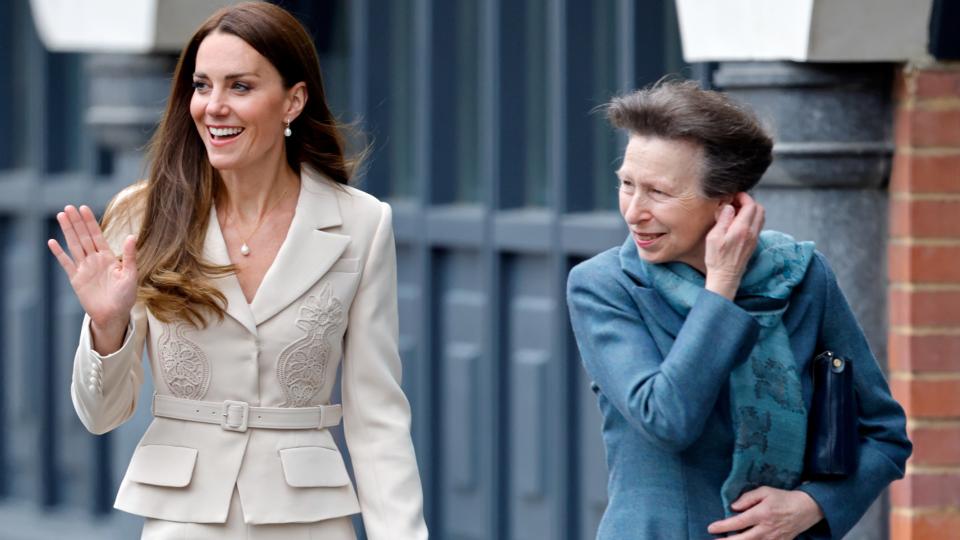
567, 79, 910, 539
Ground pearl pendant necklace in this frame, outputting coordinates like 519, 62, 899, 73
233, 184, 291, 257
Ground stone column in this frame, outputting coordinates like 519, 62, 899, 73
714, 60, 895, 539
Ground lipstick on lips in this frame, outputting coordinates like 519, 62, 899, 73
207, 125, 244, 147
633, 231, 665, 248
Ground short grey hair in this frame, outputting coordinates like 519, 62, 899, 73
607, 79, 774, 197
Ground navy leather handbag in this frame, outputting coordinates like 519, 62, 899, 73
804, 350, 858, 477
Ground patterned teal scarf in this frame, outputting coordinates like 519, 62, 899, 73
639, 230, 815, 515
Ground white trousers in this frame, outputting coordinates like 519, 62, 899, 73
141, 488, 357, 540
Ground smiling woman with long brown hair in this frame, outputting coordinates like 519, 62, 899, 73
47, 3, 427, 539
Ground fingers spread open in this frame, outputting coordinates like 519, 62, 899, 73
57, 210, 87, 263
47, 238, 77, 278
79, 205, 111, 253
65, 205, 97, 258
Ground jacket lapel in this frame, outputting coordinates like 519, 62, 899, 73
249, 171, 350, 326
618, 238, 685, 337
202, 207, 258, 336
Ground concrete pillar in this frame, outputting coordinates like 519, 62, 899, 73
714, 60, 895, 539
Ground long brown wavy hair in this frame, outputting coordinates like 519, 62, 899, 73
102, 2, 358, 327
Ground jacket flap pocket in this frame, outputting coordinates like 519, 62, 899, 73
127, 444, 198, 487
279, 446, 351, 488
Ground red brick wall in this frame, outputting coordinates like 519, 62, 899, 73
889, 63, 960, 540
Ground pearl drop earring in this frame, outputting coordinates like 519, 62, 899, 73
284, 120, 292, 137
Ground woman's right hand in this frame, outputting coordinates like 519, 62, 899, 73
704, 192, 765, 300
47, 205, 138, 353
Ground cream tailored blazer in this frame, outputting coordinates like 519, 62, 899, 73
70, 169, 428, 539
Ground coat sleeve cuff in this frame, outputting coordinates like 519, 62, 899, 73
797, 482, 843, 539
79, 316, 138, 394
88, 318, 136, 360
688, 288, 761, 362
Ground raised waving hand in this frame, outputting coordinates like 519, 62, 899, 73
47, 205, 138, 354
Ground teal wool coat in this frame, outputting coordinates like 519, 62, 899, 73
566, 238, 911, 539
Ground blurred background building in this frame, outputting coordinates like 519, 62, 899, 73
0, 0, 957, 538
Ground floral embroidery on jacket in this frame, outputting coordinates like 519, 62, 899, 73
277, 283, 345, 407
158, 323, 211, 400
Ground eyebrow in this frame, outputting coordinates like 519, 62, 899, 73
192, 72, 260, 79
617, 170, 672, 189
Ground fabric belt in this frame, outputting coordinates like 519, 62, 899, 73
152, 394, 343, 433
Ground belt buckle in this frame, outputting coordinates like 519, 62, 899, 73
221, 400, 250, 432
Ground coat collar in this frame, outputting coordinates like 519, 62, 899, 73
618, 237, 685, 336
202, 168, 351, 335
